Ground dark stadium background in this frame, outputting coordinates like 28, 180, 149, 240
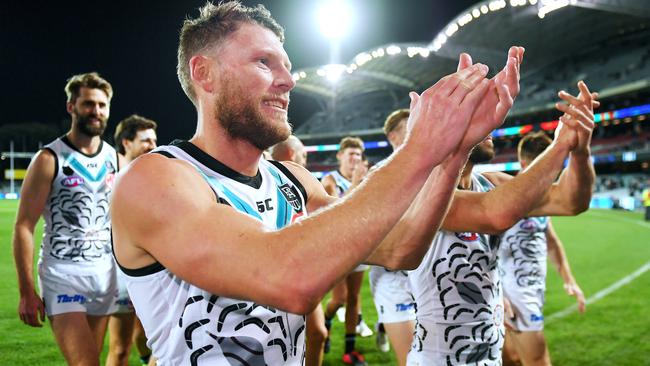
0, 0, 477, 145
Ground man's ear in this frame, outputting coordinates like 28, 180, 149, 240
190, 55, 215, 94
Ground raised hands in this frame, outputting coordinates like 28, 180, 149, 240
455, 46, 525, 152
554, 81, 599, 156
405, 62, 491, 166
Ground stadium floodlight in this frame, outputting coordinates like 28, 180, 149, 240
317, 0, 352, 40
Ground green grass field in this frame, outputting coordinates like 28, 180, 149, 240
1, 199, 649, 365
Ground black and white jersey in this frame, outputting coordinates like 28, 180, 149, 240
322, 170, 351, 197
499, 217, 549, 292
120, 141, 309, 366
40, 136, 117, 274
407, 173, 504, 366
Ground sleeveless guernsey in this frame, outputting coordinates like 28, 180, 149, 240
120, 141, 309, 366
407, 173, 503, 366
40, 136, 117, 274
322, 170, 351, 197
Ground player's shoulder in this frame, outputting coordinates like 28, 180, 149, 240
481, 171, 513, 187
115, 152, 213, 202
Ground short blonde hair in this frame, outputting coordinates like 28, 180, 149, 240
383, 109, 409, 136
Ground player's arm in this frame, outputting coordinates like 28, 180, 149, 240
366, 47, 524, 269
443, 84, 597, 234
320, 174, 338, 197
113, 63, 492, 315
365, 155, 466, 269
13, 149, 55, 327
546, 219, 585, 313
527, 82, 598, 217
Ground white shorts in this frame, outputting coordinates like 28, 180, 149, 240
353, 264, 369, 273
38, 262, 118, 316
369, 266, 416, 323
504, 286, 545, 332
110, 271, 135, 314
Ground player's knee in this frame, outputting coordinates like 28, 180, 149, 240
109, 344, 131, 363
307, 322, 328, 344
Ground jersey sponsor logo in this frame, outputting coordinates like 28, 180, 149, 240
61, 176, 85, 187
86, 162, 98, 168
455, 232, 479, 242
395, 302, 415, 312
256, 198, 274, 213
57, 294, 87, 304
279, 183, 303, 212
530, 313, 544, 322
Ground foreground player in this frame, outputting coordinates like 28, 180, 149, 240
13, 72, 117, 365
500, 132, 586, 366
407, 77, 597, 365
368, 109, 417, 366
108, 114, 158, 366
271, 135, 327, 366
321, 136, 371, 365
111, 2, 520, 364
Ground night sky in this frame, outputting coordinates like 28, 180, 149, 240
0, 0, 479, 145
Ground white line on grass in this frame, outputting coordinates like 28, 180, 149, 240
546, 260, 650, 322
547, 210, 650, 322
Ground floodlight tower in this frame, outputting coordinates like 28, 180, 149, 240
317, 0, 352, 64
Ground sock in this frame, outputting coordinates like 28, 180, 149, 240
140, 354, 151, 365
325, 316, 333, 331
378, 322, 385, 333
345, 333, 356, 353
357, 313, 363, 325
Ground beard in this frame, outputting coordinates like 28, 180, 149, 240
214, 75, 291, 151
469, 142, 495, 164
74, 108, 107, 137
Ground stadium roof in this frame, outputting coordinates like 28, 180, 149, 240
293, 0, 650, 116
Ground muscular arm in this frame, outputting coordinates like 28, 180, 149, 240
112, 146, 433, 315
443, 140, 572, 234
13, 149, 54, 326
365, 155, 466, 269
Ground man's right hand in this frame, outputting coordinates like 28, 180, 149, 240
405, 61, 490, 167
19, 290, 46, 327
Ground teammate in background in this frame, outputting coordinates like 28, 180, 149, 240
109, 114, 158, 366
368, 109, 417, 366
642, 181, 650, 221
321, 137, 371, 365
500, 132, 586, 366
407, 74, 598, 365
13, 72, 117, 366
111, 2, 524, 364
271, 135, 327, 366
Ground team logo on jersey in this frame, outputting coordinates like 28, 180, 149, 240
520, 219, 537, 231
455, 232, 479, 242
105, 160, 116, 173
61, 176, 85, 187
62, 165, 75, 176
105, 173, 115, 188
279, 183, 303, 212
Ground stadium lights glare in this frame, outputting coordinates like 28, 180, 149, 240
538, 0, 571, 18
320, 64, 347, 82
317, 0, 352, 40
